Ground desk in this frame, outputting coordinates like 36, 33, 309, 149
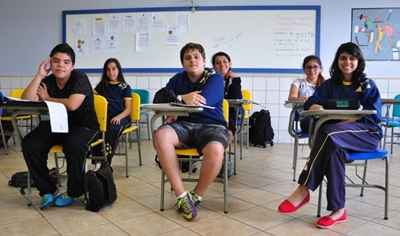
0, 101, 47, 206
141, 103, 203, 134
301, 109, 376, 148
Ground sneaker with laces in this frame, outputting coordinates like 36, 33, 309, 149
176, 192, 197, 221
54, 194, 74, 207
40, 193, 55, 210
190, 191, 202, 207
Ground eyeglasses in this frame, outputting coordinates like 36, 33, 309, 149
305, 65, 320, 70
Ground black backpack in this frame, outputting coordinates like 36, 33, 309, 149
84, 164, 117, 212
249, 109, 274, 148
8, 169, 57, 195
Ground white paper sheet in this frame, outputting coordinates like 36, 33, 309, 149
44, 101, 69, 133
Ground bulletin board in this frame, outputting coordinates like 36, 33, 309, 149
63, 5, 320, 73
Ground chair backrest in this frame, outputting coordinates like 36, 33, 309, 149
94, 95, 108, 132
242, 89, 252, 114
393, 94, 400, 118
223, 99, 229, 123
131, 89, 150, 104
131, 92, 141, 121
9, 88, 25, 98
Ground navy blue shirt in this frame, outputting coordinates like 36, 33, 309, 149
304, 77, 382, 133
166, 71, 226, 126
95, 82, 131, 120
43, 70, 99, 131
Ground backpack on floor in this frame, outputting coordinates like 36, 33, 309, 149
8, 169, 58, 195
249, 109, 274, 148
84, 164, 117, 212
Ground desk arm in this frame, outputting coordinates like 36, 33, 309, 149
301, 110, 376, 148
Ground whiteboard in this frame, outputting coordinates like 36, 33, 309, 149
63, 6, 320, 74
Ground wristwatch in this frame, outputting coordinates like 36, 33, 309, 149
177, 95, 183, 102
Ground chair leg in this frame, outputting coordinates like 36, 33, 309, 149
137, 130, 142, 166
224, 151, 228, 214
160, 171, 165, 211
317, 183, 323, 217
360, 160, 368, 197
383, 126, 388, 150
125, 134, 129, 178
292, 137, 299, 182
384, 156, 389, 220
26, 170, 32, 206
0, 121, 8, 155
146, 114, 151, 140
390, 127, 394, 154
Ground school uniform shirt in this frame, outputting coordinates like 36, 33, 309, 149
166, 71, 226, 126
43, 69, 99, 131
95, 82, 132, 120
291, 78, 316, 98
304, 77, 382, 135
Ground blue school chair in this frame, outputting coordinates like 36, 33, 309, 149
131, 89, 151, 140
288, 106, 309, 181
316, 149, 389, 220
382, 94, 400, 154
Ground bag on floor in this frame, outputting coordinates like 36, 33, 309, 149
249, 109, 274, 148
8, 168, 58, 194
8, 171, 36, 189
84, 164, 117, 212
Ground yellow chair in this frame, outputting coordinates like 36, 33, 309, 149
160, 99, 231, 213
115, 92, 142, 177
241, 89, 252, 150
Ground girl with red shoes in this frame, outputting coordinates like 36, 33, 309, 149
278, 42, 382, 229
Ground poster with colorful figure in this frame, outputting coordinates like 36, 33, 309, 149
352, 8, 400, 61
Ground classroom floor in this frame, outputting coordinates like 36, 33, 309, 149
1, 140, 400, 236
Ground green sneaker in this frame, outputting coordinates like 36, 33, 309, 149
176, 192, 197, 221
190, 191, 202, 207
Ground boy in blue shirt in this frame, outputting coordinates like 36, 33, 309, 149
153, 42, 230, 221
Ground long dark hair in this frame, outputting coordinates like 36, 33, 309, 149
100, 58, 126, 84
330, 42, 366, 86
302, 55, 324, 87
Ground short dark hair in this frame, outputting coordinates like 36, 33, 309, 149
179, 42, 206, 64
330, 42, 366, 84
50, 43, 75, 65
211, 51, 231, 66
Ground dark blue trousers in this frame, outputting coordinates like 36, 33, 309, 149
298, 121, 381, 211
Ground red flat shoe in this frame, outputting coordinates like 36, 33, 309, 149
278, 192, 310, 214
316, 210, 347, 229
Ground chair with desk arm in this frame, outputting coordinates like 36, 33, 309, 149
301, 110, 389, 220
25, 94, 108, 206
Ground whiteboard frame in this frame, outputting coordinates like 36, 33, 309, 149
63, 5, 321, 74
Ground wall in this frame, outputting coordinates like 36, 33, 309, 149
1, 0, 399, 142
